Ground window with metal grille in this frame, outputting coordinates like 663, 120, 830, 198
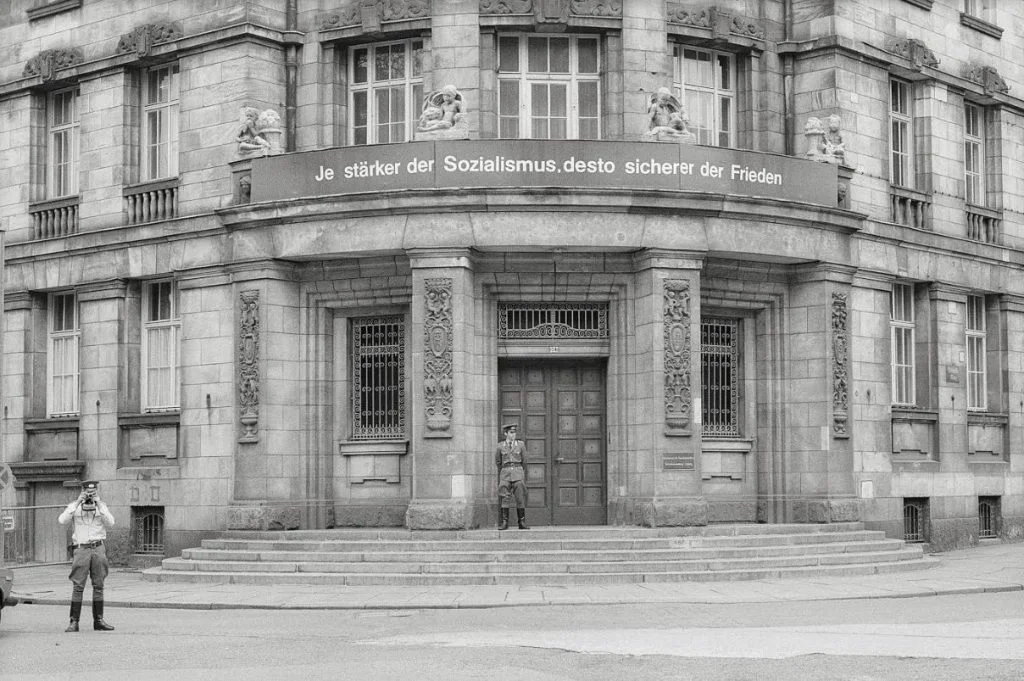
352, 315, 406, 440
498, 303, 608, 339
966, 295, 987, 410
132, 506, 165, 554
701, 318, 739, 438
903, 498, 928, 543
890, 283, 916, 406
979, 496, 999, 538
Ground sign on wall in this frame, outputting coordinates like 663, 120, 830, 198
251, 140, 839, 207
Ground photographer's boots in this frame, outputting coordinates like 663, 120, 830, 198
498, 507, 509, 531
93, 599, 115, 631
65, 601, 81, 632
517, 508, 529, 530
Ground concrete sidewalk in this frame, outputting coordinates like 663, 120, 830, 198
8, 541, 1023, 611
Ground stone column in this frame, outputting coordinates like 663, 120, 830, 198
405, 248, 485, 529
930, 286, 970, 470
1, 292, 36, 464
625, 250, 705, 527
1001, 296, 1024, 538
785, 265, 861, 523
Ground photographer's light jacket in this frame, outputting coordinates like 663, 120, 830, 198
59, 501, 115, 544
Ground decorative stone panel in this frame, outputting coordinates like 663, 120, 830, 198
663, 279, 692, 432
238, 290, 260, 443
883, 37, 939, 70
320, 0, 430, 30
479, 0, 621, 18
424, 278, 453, 434
831, 292, 850, 437
23, 48, 83, 81
116, 22, 183, 56
667, 5, 765, 41
962, 64, 1010, 96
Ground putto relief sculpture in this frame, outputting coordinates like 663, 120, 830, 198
644, 87, 696, 143
804, 114, 846, 165
415, 85, 469, 140
237, 107, 283, 156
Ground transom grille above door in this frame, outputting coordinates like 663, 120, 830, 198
498, 303, 609, 339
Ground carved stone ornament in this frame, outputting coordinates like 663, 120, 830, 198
23, 48, 83, 81
883, 37, 940, 70
415, 85, 469, 140
804, 114, 846, 165
237, 107, 283, 157
424, 278, 454, 433
569, 0, 621, 18
320, 0, 430, 30
667, 5, 764, 40
962, 64, 1010, 96
645, 87, 696, 143
664, 279, 692, 431
480, 0, 532, 13
116, 22, 183, 56
238, 290, 261, 443
831, 292, 849, 437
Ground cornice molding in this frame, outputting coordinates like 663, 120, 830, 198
26, 0, 82, 22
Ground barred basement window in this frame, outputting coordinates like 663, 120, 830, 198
352, 315, 406, 440
701, 318, 740, 438
498, 303, 608, 339
903, 498, 928, 543
979, 496, 999, 538
132, 506, 165, 554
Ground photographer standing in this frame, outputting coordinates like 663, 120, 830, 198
58, 480, 115, 632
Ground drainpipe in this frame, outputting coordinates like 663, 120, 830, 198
285, 0, 299, 151
782, 0, 795, 156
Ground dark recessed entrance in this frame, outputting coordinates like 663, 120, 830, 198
499, 359, 607, 526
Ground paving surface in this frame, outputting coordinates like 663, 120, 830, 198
7, 540, 1023, 610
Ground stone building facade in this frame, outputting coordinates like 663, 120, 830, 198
0, 0, 1022, 558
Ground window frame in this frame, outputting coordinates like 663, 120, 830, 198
890, 283, 916, 406
672, 44, 736, 147
963, 101, 986, 207
889, 78, 914, 189
141, 64, 180, 181
46, 292, 80, 417
700, 317, 741, 438
47, 87, 80, 199
966, 295, 987, 411
141, 280, 181, 412
347, 39, 424, 146
963, 0, 994, 20
496, 33, 602, 140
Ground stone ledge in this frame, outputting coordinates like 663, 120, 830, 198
405, 499, 474, 530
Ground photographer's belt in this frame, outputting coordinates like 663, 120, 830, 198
74, 540, 103, 549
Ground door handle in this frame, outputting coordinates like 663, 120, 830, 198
555, 457, 565, 463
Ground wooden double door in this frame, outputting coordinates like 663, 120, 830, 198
498, 359, 607, 526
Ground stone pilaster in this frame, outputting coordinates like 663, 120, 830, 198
404, 248, 485, 529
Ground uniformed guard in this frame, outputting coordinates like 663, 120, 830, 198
58, 480, 116, 632
495, 423, 529, 530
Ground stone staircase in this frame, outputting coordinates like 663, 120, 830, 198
142, 522, 937, 586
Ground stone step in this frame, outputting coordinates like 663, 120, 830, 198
213, 522, 867, 543
198, 530, 888, 554
181, 539, 910, 564
143, 556, 938, 586
161, 548, 924, 575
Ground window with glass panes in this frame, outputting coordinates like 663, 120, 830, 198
142, 281, 180, 411
497, 34, 600, 140
966, 295, 987, 410
889, 79, 913, 188
142, 65, 180, 180
48, 88, 79, 198
963, 0, 994, 20
673, 46, 734, 147
964, 102, 985, 206
351, 316, 406, 440
890, 284, 915, 406
47, 293, 79, 416
349, 40, 423, 145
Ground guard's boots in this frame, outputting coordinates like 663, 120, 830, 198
93, 599, 115, 631
517, 508, 529, 530
65, 601, 82, 632
498, 507, 509, 531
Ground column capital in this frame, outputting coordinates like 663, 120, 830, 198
851, 269, 895, 292
407, 247, 476, 271
928, 284, 970, 303
632, 249, 705, 272
77, 279, 128, 302
3, 290, 36, 312
790, 262, 857, 285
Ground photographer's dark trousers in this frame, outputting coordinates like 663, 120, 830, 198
68, 543, 109, 623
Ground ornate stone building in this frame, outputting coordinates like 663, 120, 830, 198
1, 0, 1022, 558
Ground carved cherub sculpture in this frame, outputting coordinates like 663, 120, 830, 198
237, 107, 272, 155
645, 87, 696, 143
823, 114, 846, 164
418, 85, 464, 132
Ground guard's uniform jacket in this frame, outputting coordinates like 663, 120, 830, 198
496, 439, 527, 508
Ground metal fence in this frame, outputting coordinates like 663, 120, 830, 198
2, 504, 71, 565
